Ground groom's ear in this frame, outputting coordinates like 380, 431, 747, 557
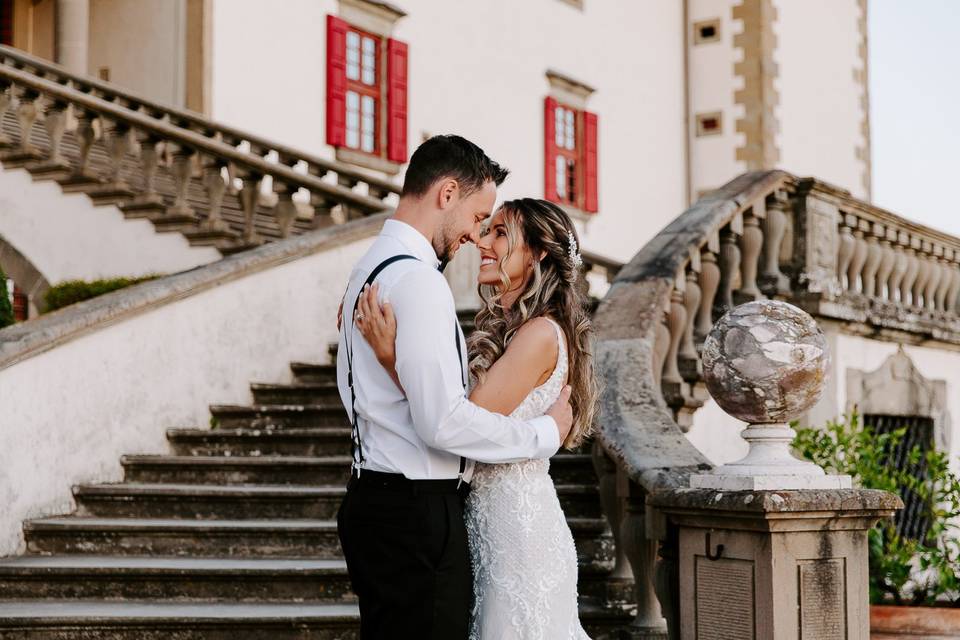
436, 178, 460, 210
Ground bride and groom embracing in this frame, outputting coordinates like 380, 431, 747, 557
336, 134, 598, 640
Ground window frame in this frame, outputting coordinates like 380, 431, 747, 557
550, 100, 588, 211
343, 24, 384, 157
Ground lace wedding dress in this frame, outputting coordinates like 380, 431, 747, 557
465, 318, 591, 640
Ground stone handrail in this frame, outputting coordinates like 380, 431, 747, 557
0, 61, 391, 250
0, 44, 400, 197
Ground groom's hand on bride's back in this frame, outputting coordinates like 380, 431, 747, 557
546, 385, 574, 444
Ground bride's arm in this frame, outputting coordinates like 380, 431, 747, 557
356, 286, 558, 413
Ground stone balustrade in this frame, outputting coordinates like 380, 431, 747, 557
0, 48, 397, 253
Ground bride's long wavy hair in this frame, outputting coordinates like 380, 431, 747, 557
468, 198, 598, 449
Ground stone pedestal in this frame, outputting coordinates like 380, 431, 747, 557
651, 488, 900, 640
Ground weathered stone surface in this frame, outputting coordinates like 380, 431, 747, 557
650, 487, 902, 515
701, 299, 829, 424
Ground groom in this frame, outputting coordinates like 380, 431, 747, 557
336, 135, 573, 640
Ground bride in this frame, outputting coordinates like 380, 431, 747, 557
355, 197, 598, 639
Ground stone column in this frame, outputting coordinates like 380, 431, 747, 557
656, 300, 900, 639
56, 0, 90, 74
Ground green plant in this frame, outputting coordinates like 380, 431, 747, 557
43, 275, 161, 313
793, 413, 960, 606
0, 269, 14, 329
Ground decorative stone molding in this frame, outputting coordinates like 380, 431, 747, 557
338, 0, 406, 38
545, 69, 595, 111
732, 0, 780, 170
846, 348, 951, 452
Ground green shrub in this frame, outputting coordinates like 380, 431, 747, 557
0, 269, 14, 329
793, 413, 960, 606
43, 275, 161, 313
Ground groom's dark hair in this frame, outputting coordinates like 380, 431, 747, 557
401, 135, 509, 199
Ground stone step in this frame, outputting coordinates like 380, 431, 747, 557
121, 455, 351, 486
0, 601, 360, 639
555, 483, 603, 519
167, 428, 352, 457
289, 363, 337, 385
0, 556, 352, 603
578, 601, 639, 639
73, 483, 346, 520
548, 454, 597, 485
210, 405, 349, 430
568, 517, 615, 568
24, 518, 342, 558
250, 383, 341, 406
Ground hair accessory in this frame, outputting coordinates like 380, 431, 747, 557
567, 230, 584, 272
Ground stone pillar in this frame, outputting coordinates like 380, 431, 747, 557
656, 300, 900, 639
652, 489, 899, 640
56, 0, 89, 74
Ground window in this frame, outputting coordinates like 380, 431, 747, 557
0, 0, 12, 46
693, 19, 721, 45
696, 111, 723, 136
12, 282, 27, 322
544, 97, 598, 213
326, 15, 408, 165
863, 414, 934, 542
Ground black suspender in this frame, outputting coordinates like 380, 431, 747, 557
345, 255, 468, 483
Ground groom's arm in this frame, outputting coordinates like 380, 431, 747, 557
390, 268, 561, 463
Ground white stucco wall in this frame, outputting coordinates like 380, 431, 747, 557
0, 168, 220, 285
88, 0, 186, 106
687, 0, 746, 199
209, 0, 688, 266
0, 233, 373, 556
774, 0, 867, 199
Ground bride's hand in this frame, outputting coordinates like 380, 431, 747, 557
355, 283, 401, 384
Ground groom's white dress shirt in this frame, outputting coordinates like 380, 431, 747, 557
336, 219, 561, 482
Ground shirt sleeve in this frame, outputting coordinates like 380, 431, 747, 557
388, 267, 561, 463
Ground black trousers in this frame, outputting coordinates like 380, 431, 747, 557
337, 471, 473, 640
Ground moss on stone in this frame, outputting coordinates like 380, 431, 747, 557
43, 275, 163, 313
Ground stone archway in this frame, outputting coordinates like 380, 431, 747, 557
845, 347, 951, 452
0, 235, 50, 318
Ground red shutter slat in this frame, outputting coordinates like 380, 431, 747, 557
583, 110, 598, 213
544, 97, 559, 203
386, 38, 409, 163
326, 15, 349, 148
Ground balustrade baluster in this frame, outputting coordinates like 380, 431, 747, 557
946, 254, 960, 314
912, 250, 931, 309
14, 89, 39, 154
836, 214, 856, 291
0, 85, 12, 147
167, 147, 197, 220
653, 310, 670, 389
662, 286, 686, 386
847, 222, 869, 294
922, 252, 941, 311
760, 193, 790, 296
274, 187, 298, 238
737, 211, 763, 301
102, 121, 132, 189
695, 249, 720, 341
901, 242, 921, 306
935, 256, 952, 312
875, 228, 897, 301
42, 101, 68, 167
861, 224, 883, 298
621, 488, 669, 637
888, 232, 909, 303
590, 446, 633, 595
202, 161, 229, 232
239, 174, 264, 244
715, 220, 742, 314
134, 135, 163, 206
679, 266, 701, 364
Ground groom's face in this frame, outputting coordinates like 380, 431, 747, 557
435, 180, 498, 263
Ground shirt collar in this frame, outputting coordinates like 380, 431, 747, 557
381, 219, 441, 269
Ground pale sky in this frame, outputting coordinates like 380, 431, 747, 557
869, 0, 960, 235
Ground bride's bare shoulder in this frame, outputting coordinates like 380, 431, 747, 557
504, 317, 559, 361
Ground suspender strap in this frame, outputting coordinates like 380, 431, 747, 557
346, 254, 468, 482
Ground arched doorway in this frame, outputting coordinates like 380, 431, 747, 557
0, 235, 50, 320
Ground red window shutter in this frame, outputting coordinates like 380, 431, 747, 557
386, 38, 409, 163
583, 110, 598, 213
326, 15, 349, 148
1, 0, 13, 46
544, 97, 559, 203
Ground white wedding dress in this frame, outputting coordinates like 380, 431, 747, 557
465, 318, 591, 640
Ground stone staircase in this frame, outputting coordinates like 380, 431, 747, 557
0, 341, 630, 637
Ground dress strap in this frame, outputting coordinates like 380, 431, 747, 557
542, 317, 567, 380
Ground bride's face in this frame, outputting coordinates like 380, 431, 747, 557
477, 210, 533, 291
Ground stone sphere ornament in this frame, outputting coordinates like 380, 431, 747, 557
690, 299, 852, 491
701, 299, 829, 424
